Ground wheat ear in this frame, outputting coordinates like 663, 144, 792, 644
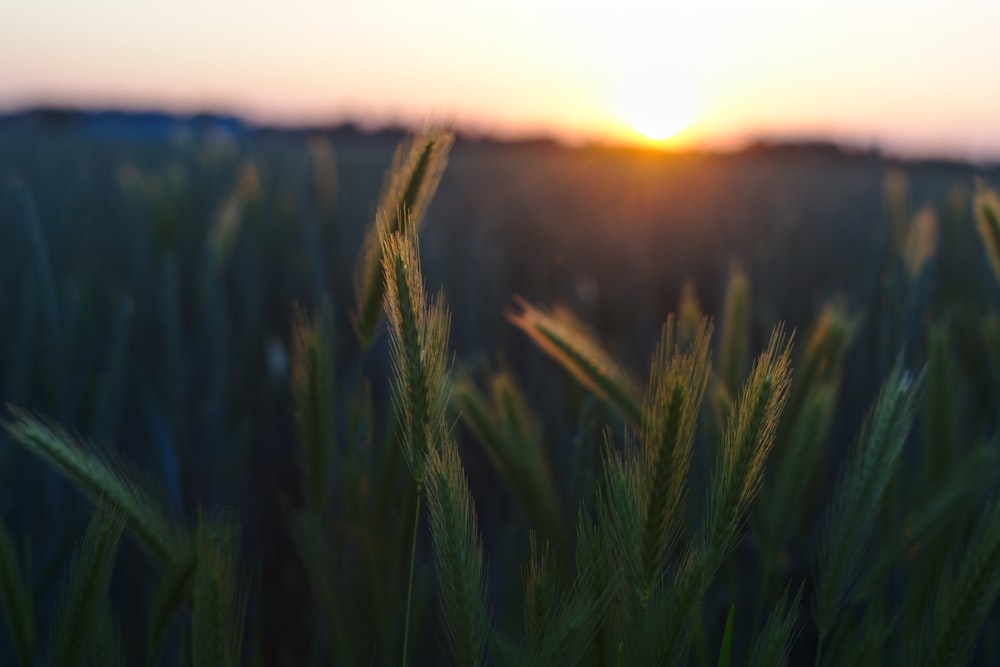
2, 409, 191, 568
508, 298, 643, 425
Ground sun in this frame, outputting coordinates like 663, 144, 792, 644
616, 73, 697, 145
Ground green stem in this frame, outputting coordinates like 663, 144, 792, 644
401, 492, 422, 667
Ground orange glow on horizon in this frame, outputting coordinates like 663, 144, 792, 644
2, 1, 1000, 159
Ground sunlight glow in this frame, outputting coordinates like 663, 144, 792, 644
2, 0, 1000, 157
611, 54, 699, 147
617, 78, 697, 143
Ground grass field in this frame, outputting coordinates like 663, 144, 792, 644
2, 115, 1000, 665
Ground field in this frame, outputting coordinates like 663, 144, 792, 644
2, 114, 1000, 665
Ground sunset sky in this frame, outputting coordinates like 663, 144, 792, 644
2, 0, 998, 158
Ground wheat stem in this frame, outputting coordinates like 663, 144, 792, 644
401, 493, 422, 667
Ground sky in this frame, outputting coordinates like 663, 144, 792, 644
2, 0, 998, 158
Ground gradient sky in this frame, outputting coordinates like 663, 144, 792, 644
2, 0, 998, 157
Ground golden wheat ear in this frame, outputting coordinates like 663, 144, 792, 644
974, 180, 1000, 286
508, 298, 643, 426
352, 129, 454, 348
2, 408, 192, 568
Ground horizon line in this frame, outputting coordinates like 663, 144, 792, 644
3, 102, 999, 168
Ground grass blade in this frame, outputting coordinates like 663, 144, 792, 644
717, 604, 735, 667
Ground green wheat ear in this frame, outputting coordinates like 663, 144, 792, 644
902, 206, 938, 278
192, 513, 247, 667
974, 181, 1000, 285
353, 128, 454, 348
815, 362, 924, 645
48, 505, 126, 667
2, 408, 191, 568
516, 533, 613, 667
639, 315, 713, 593
717, 265, 751, 401
425, 440, 490, 667
884, 168, 910, 251
910, 493, 1000, 667
382, 229, 452, 488
0, 513, 35, 667
455, 368, 566, 557
748, 585, 802, 667
703, 325, 793, 564
507, 298, 643, 425
290, 302, 336, 511
677, 280, 704, 346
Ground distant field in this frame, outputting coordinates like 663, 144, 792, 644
2, 118, 1000, 665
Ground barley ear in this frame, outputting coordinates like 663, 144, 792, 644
718, 265, 750, 401
974, 181, 1000, 285
639, 315, 712, 593
508, 298, 643, 425
748, 585, 802, 667
703, 326, 793, 566
425, 440, 490, 667
353, 129, 454, 348
382, 230, 452, 488
815, 362, 924, 642
455, 369, 566, 557
290, 302, 336, 511
912, 495, 1000, 667
192, 513, 248, 667
2, 408, 191, 568
0, 513, 35, 667
48, 504, 126, 667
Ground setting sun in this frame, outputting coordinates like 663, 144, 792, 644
613, 64, 698, 146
